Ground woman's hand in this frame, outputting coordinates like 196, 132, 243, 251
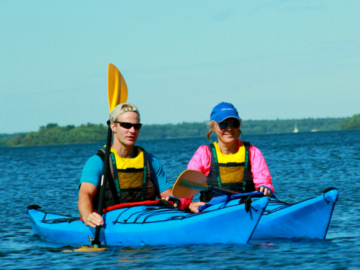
257, 186, 272, 197
84, 212, 104, 228
188, 201, 206, 213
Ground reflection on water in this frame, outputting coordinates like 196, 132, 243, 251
0, 130, 359, 269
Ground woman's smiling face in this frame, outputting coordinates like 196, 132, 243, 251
212, 118, 240, 146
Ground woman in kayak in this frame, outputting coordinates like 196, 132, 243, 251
78, 103, 186, 227
187, 102, 274, 213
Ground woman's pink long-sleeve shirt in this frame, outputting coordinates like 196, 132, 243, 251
188, 139, 274, 190
178, 140, 274, 209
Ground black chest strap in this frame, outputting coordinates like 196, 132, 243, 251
242, 141, 250, 192
208, 144, 222, 188
96, 149, 120, 205
138, 146, 149, 202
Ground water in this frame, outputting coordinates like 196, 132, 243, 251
1, 130, 360, 269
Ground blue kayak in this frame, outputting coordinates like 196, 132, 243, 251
251, 188, 339, 240
27, 197, 268, 247
198, 188, 339, 240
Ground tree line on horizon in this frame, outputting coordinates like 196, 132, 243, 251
1, 114, 359, 147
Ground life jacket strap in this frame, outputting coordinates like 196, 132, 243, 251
96, 149, 121, 205
242, 142, 250, 192
109, 151, 121, 202
208, 144, 222, 188
137, 146, 148, 201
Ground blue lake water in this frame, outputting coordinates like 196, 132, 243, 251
1, 130, 360, 269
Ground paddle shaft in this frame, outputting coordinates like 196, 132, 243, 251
181, 179, 238, 195
211, 185, 239, 196
174, 171, 241, 198
92, 121, 112, 247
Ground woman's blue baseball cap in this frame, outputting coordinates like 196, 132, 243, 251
210, 102, 242, 122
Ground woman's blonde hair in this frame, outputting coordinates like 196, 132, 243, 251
206, 120, 243, 141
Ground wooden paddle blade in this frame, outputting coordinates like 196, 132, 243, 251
173, 170, 208, 198
178, 179, 209, 191
108, 63, 128, 112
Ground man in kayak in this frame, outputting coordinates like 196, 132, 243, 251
186, 102, 274, 213
78, 103, 188, 227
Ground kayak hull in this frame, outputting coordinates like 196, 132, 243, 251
251, 189, 339, 240
27, 197, 268, 247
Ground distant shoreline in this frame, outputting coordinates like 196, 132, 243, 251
1, 116, 354, 147
3, 128, 360, 149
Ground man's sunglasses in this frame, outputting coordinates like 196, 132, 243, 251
114, 121, 142, 130
218, 119, 240, 130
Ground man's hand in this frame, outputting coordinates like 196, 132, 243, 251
84, 212, 104, 228
188, 201, 206, 213
78, 183, 103, 228
161, 196, 180, 207
160, 188, 180, 207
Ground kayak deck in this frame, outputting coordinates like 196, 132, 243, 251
28, 197, 268, 247
251, 189, 339, 240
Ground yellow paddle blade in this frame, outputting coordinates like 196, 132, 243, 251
178, 179, 208, 190
173, 170, 207, 198
63, 245, 107, 252
108, 63, 128, 112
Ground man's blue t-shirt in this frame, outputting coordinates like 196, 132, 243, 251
80, 153, 171, 195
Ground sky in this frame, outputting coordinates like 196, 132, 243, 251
1, 0, 359, 134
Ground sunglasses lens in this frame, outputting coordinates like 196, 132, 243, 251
120, 123, 131, 129
231, 119, 240, 128
133, 124, 142, 130
218, 119, 240, 129
118, 122, 142, 130
219, 121, 228, 129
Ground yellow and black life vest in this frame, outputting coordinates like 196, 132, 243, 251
93, 146, 159, 208
200, 141, 255, 202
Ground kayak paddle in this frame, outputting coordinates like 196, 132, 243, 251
75, 64, 126, 251
108, 63, 128, 111
172, 170, 238, 198
93, 63, 127, 248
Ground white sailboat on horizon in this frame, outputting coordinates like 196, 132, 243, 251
293, 124, 299, 133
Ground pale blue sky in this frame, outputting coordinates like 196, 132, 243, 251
1, 0, 359, 133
